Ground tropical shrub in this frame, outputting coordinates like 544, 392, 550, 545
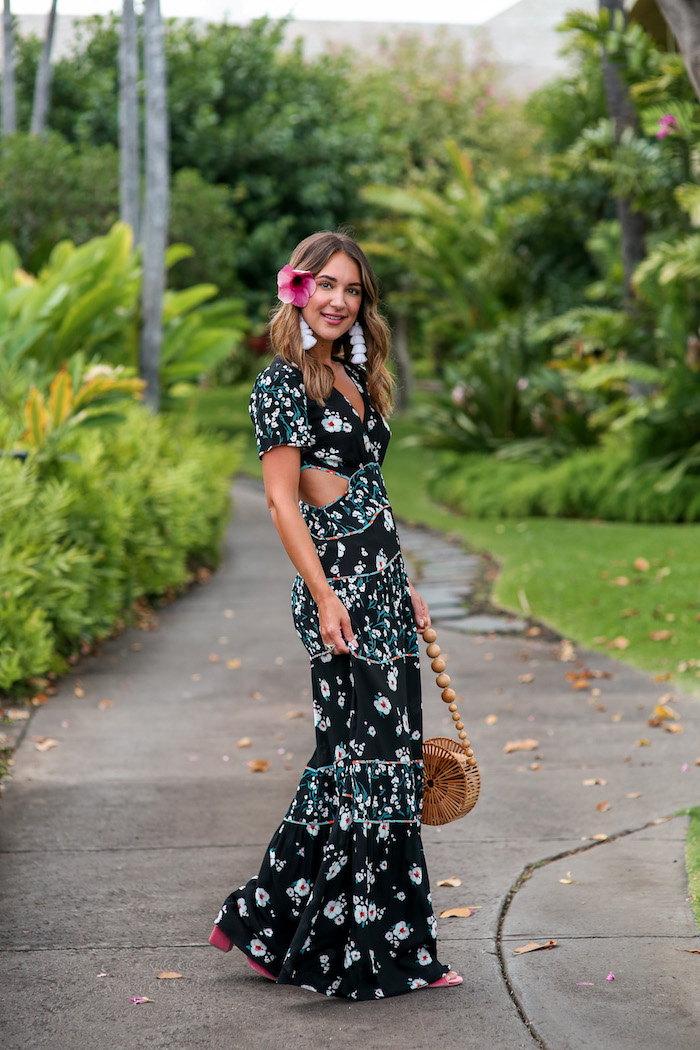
0, 223, 247, 396
0, 402, 239, 696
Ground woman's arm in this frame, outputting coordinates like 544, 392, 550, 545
408, 580, 431, 635
262, 445, 356, 655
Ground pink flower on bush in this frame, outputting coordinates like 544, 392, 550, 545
657, 114, 679, 139
277, 265, 316, 307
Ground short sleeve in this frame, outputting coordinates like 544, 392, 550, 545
249, 361, 314, 459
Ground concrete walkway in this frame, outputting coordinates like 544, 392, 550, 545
1, 480, 699, 1050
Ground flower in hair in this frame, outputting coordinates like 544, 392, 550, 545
277, 265, 316, 308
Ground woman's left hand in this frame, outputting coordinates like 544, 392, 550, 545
408, 582, 431, 635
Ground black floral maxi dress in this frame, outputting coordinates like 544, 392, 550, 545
212, 356, 449, 1000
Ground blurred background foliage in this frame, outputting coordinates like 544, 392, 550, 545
1, 9, 700, 526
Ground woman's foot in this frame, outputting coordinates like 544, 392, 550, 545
209, 925, 233, 952
428, 970, 463, 987
248, 957, 276, 981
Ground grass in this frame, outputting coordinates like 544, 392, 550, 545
171, 385, 700, 690
686, 807, 700, 931
383, 414, 700, 690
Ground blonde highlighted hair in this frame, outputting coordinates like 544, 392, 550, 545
269, 231, 394, 417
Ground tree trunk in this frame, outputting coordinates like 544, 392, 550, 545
119, 0, 140, 238
30, 0, 57, 136
656, 0, 700, 102
139, 0, 169, 411
599, 0, 647, 303
2, 0, 16, 135
391, 312, 413, 411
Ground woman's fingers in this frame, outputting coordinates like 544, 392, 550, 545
319, 600, 357, 656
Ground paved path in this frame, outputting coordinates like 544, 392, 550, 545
1, 481, 699, 1049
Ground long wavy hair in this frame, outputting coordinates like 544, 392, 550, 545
269, 231, 394, 417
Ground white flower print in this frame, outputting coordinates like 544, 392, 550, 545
410, 978, 428, 989
380, 860, 388, 870
376, 552, 388, 572
408, 865, 423, 885
374, 695, 391, 716
263, 927, 273, 937
339, 810, 352, 831
237, 898, 248, 917
377, 821, 390, 840
367, 902, 378, 922
249, 937, 267, 957
417, 948, 432, 966
306, 823, 320, 836
320, 953, 330, 974
383, 508, 394, 531
255, 887, 270, 907
319, 678, 330, 698
324, 899, 343, 920
396, 891, 406, 901
354, 902, 369, 924
367, 725, 376, 736
392, 920, 411, 940
321, 413, 344, 433
216, 907, 226, 924
387, 667, 398, 692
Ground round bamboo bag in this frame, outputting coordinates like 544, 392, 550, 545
421, 628, 480, 826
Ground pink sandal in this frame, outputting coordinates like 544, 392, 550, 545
247, 958, 276, 981
209, 925, 233, 952
428, 970, 463, 987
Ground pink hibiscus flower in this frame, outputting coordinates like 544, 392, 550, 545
277, 265, 316, 307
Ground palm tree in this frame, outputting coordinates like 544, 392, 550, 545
139, 0, 169, 410
119, 0, 140, 237
2, 0, 16, 135
30, 0, 58, 135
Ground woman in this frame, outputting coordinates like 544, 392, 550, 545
210, 231, 462, 999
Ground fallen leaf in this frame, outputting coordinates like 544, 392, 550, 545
635, 738, 651, 747
223, 609, 235, 618
611, 576, 629, 587
7, 708, 30, 720
607, 636, 630, 650
624, 792, 643, 799
576, 981, 594, 986
248, 759, 270, 773
518, 673, 534, 684
525, 626, 541, 637
437, 877, 462, 887
559, 640, 576, 662
209, 653, 220, 663
655, 672, 673, 682
74, 687, 85, 698
606, 972, 615, 981
677, 948, 700, 954
590, 834, 608, 841
484, 714, 499, 725
250, 691, 261, 700
611, 713, 623, 722
98, 699, 113, 709
31, 692, 49, 706
285, 710, 305, 719
571, 678, 590, 691
156, 971, 182, 979
596, 801, 611, 812
530, 762, 542, 771
236, 737, 251, 748
33, 737, 58, 752
650, 630, 673, 642
559, 871, 578, 884
226, 659, 241, 670
633, 558, 650, 571
130, 642, 142, 651
512, 940, 558, 955
664, 723, 684, 734
96, 971, 109, 978
582, 778, 607, 786
130, 996, 154, 1004
620, 608, 639, 619
503, 739, 539, 754
439, 907, 474, 918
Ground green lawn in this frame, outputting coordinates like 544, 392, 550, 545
686, 807, 700, 931
383, 414, 700, 690
172, 387, 700, 690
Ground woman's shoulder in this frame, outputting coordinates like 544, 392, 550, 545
253, 356, 306, 397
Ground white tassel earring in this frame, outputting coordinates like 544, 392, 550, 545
349, 321, 367, 365
299, 315, 317, 350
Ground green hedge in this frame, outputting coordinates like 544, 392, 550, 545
0, 404, 239, 695
430, 445, 700, 524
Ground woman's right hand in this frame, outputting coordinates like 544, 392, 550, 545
317, 590, 357, 656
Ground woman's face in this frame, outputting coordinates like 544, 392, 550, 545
301, 252, 363, 345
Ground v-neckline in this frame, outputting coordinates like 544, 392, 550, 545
331, 364, 366, 425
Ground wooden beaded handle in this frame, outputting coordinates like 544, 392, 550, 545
422, 627, 477, 768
